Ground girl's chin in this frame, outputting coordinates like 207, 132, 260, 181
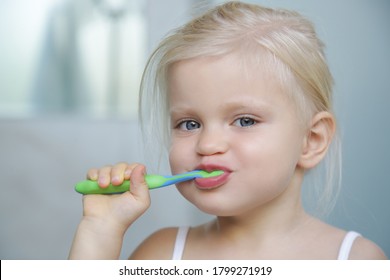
182, 194, 244, 217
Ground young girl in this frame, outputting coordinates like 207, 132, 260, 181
69, 1, 386, 259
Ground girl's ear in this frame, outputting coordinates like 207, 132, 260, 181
298, 111, 336, 169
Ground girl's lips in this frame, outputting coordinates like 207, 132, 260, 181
194, 165, 232, 189
194, 171, 230, 189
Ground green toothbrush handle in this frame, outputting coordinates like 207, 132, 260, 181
75, 175, 165, 195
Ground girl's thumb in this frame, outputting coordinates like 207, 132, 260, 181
129, 164, 150, 202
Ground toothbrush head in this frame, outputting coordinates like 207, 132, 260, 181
196, 170, 224, 178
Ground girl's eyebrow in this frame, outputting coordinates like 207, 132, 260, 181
169, 100, 273, 118
169, 105, 196, 116
221, 99, 272, 111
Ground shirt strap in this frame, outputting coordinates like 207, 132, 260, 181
172, 226, 190, 260
337, 231, 361, 260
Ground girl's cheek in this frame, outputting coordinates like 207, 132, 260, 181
168, 143, 182, 172
169, 139, 194, 172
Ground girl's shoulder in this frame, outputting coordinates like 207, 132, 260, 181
313, 219, 386, 260
348, 236, 387, 260
129, 227, 179, 260
301, 217, 386, 260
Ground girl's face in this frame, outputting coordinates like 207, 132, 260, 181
168, 54, 308, 216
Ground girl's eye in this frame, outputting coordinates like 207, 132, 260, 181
234, 117, 257, 127
177, 120, 201, 131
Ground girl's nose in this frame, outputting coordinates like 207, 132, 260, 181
195, 127, 229, 156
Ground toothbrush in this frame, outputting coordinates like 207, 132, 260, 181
75, 170, 224, 195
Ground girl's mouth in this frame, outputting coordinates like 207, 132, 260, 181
194, 164, 232, 189
194, 172, 230, 189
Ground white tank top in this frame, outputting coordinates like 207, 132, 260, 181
171, 226, 361, 260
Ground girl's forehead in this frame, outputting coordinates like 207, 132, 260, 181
168, 51, 289, 86
169, 57, 292, 108
167, 53, 289, 99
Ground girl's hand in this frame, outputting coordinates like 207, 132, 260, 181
82, 162, 151, 234
69, 163, 150, 259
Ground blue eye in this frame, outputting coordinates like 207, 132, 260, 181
178, 120, 201, 131
234, 117, 256, 127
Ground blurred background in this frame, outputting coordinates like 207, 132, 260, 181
0, 0, 389, 259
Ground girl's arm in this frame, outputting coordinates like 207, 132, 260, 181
68, 164, 151, 259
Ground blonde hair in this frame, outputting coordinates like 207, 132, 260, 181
139, 1, 340, 215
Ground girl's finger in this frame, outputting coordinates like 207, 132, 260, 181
111, 162, 133, 186
97, 165, 113, 188
129, 164, 150, 205
87, 168, 98, 181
